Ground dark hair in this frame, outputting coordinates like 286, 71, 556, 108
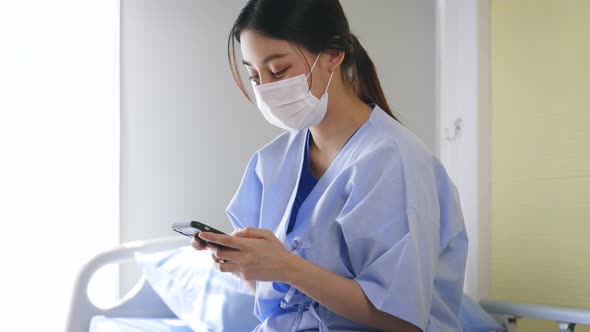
228, 0, 398, 121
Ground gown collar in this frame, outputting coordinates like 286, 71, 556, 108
277, 105, 380, 243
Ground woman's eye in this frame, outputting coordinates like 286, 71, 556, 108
272, 67, 289, 78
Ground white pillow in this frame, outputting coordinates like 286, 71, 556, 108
135, 246, 260, 331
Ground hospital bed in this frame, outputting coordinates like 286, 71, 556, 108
66, 237, 590, 332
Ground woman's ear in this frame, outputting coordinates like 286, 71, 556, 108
325, 49, 345, 72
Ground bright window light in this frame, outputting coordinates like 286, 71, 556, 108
0, 0, 120, 330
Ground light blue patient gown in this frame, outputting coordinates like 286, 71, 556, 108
225, 105, 468, 332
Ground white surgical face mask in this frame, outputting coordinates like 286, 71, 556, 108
252, 54, 334, 131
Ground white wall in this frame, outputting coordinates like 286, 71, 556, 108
120, 0, 437, 292
341, 0, 437, 152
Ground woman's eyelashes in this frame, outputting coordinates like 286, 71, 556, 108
248, 66, 291, 85
271, 66, 289, 78
248, 75, 260, 84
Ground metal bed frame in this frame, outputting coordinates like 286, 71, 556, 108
66, 237, 590, 332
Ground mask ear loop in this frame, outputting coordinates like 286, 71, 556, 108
305, 53, 334, 95
305, 54, 322, 80
324, 70, 335, 95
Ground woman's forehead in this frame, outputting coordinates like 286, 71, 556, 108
240, 30, 309, 65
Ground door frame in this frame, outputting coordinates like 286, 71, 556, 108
435, 0, 491, 300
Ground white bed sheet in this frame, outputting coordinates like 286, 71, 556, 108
89, 316, 193, 332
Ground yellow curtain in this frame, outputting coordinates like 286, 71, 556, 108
491, 0, 590, 331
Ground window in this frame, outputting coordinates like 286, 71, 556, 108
0, 0, 120, 330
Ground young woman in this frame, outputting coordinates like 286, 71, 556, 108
192, 1, 468, 331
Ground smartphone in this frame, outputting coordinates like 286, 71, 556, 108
171, 220, 228, 247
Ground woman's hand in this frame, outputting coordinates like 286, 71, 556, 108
197, 227, 293, 283
190, 233, 208, 250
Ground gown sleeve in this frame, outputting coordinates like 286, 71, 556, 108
225, 153, 262, 230
335, 150, 440, 331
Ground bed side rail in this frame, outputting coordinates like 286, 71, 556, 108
480, 298, 590, 332
65, 236, 188, 332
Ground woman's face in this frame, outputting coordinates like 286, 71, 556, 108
240, 29, 331, 99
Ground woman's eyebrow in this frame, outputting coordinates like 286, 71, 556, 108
242, 52, 291, 66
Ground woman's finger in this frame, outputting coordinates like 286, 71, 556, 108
209, 245, 240, 262
191, 236, 207, 250
199, 232, 243, 249
210, 252, 237, 269
233, 227, 269, 239
210, 252, 221, 262
214, 260, 239, 273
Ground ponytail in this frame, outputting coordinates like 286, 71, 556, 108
350, 34, 398, 122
